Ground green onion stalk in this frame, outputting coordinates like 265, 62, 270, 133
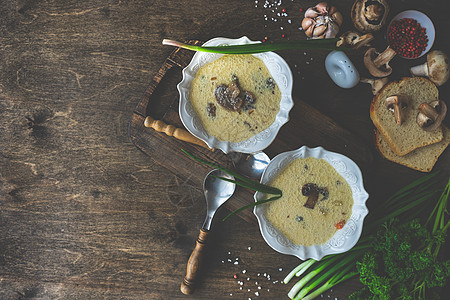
181, 149, 282, 220
162, 38, 342, 54
283, 172, 450, 299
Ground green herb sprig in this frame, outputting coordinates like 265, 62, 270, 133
181, 149, 281, 220
163, 38, 342, 54
283, 172, 450, 300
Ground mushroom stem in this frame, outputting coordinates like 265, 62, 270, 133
373, 46, 396, 68
410, 63, 428, 77
385, 95, 407, 125
360, 77, 388, 95
418, 103, 440, 120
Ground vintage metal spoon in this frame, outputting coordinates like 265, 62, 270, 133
228, 151, 271, 180
180, 169, 236, 295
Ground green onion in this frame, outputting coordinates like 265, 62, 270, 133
163, 38, 342, 54
284, 172, 449, 299
181, 149, 282, 220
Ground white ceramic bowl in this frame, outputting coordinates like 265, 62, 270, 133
387, 10, 435, 59
253, 146, 369, 260
177, 36, 294, 154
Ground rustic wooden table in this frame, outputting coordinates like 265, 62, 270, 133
1, 0, 449, 299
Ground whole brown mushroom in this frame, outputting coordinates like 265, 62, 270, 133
364, 46, 396, 77
351, 0, 389, 33
410, 51, 450, 86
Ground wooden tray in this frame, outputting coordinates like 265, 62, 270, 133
128, 41, 374, 224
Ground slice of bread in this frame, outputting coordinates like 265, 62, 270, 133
370, 77, 443, 156
375, 126, 450, 172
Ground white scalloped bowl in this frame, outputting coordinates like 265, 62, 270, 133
177, 36, 294, 154
254, 146, 369, 260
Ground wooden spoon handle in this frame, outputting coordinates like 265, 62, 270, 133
180, 229, 209, 295
144, 116, 212, 150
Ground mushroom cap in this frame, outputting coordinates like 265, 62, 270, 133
416, 100, 447, 131
351, 0, 389, 33
364, 48, 393, 77
427, 51, 450, 86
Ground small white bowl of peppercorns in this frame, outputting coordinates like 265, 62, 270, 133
387, 10, 435, 59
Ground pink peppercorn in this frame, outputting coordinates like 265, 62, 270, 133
388, 18, 428, 58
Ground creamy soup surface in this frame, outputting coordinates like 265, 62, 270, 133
266, 157, 353, 246
190, 55, 281, 143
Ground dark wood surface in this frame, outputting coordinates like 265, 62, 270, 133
1, 1, 449, 299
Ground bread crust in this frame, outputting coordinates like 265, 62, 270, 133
375, 128, 450, 172
370, 77, 442, 156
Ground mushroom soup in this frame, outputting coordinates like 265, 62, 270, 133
266, 157, 353, 246
190, 55, 281, 143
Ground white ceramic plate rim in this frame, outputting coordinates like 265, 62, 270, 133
177, 36, 294, 154
253, 146, 369, 261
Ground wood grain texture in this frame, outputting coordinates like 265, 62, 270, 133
181, 229, 210, 295
1, 0, 449, 299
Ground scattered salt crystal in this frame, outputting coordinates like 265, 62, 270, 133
263, 273, 267, 277
273, 280, 278, 284
242, 270, 247, 274
255, 292, 260, 296
248, 247, 252, 250
228, 259, 232, 262
230, 293, 232, 296
248, 289, 251, 292
240, 287, 243, 290
234, 262, 239, 265
279, 268, 283, 271
288, 19, 292, 23
236, 257, 239, 260
255, 282, 259, 285
247, 278, 250, 281
221, 260, 224, 263
228, 252, 231, 255
240, 282, 244, 286
258, 286, 261, 290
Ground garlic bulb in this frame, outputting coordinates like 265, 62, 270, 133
302, 2, 343, 39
